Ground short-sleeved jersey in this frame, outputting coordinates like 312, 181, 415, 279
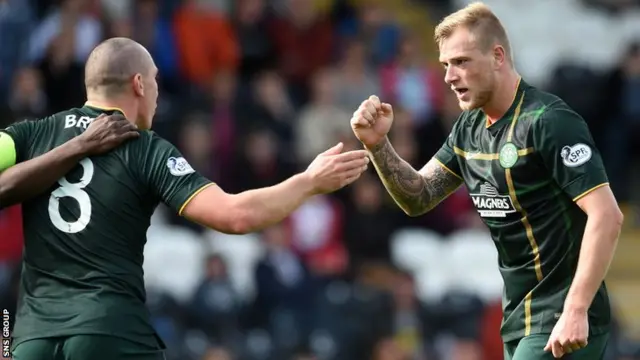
434, 80, 610, 342
1, 105, 213, 349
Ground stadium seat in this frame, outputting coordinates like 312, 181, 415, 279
446, 229, 503, 303
390, 228, 450, 303
144, 224, 206, 303
203, 230, 265, 302
390, 228, 444, 273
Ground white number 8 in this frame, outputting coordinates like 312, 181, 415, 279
48, 158, 94, 234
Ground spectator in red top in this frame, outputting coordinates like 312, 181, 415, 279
269, 0, 334, 105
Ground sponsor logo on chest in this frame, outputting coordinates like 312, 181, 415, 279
470, 182, 516, 218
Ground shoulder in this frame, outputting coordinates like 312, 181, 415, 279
453, 109, 483, 132
124, 130, 179, 157
524, 86, 580, 126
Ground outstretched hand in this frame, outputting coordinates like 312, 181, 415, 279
305, 142, 369, 194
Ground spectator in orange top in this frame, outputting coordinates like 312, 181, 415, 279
173, 0, 239, 88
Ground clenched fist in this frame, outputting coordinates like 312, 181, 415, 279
350, 95, 394, 149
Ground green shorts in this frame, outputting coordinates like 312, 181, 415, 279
504, 333, 609, 360
12, 335, 165, 360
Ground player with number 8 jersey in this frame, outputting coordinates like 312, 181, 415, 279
2, 104, 209, 351
1, 37, 371, 360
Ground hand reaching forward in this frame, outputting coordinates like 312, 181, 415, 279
305, 142, 369, 194
77, 114, 140, 156
350, 95, 394, 149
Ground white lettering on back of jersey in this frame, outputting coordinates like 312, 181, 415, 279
64, 115, 95, 129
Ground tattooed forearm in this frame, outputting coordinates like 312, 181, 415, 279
368, 138, 463, 216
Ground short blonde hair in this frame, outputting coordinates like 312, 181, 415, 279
434, 2, 511, 58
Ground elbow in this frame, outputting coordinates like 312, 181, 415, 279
590, 205, 624, 233
224, 197, 256, 235
613, 207, 624, 229
226, 217, 253, 235
402, 204, 429, 218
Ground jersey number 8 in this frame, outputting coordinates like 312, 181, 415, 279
48, 158, 94, 234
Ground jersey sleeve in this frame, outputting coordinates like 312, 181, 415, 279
433, 118, 463, 180
137, 132, 214, 215
0, 132, 17, 171
1, 120, 39, 164
532, 107, 608, 201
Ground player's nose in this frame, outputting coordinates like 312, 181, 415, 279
444, 66, 460, 85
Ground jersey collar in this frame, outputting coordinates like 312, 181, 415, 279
83, 102, 127, 117
485, 78, 529, 132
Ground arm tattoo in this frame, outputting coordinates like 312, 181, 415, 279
369, 138, 463, 216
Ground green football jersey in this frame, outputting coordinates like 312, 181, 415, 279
1, 105, 212, 349
434, 80, 610, 342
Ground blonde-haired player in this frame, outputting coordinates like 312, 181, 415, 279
351, 2, 621, 359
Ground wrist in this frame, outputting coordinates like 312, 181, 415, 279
564, 300, 589, 314
365, 136, 389, 153
68, 137, 91, 158
295, 171, 318, 197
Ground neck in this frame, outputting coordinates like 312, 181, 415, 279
85, 95, 136, 122
483, 70, 521, 123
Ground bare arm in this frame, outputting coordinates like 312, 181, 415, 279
182, 144, 369, 234
564, 185, 622, 312
182, 173, 316, 234
0, 137, 88, 208
0, 114, 137, 208
368, 137, 463, 216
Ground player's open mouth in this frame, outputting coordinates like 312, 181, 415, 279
454, 88, 468, 96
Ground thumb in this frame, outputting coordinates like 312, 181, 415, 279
323, 142, 344, 155
381, 103, 393, 114
543, 341, 551, 352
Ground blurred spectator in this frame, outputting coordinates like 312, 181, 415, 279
173, 0, 238, 89
253, 224, 318, 350
601, 41, 640, 204
269, 0, 334, 105
229, 128, 296, 193
295, 68, 352, 163
189, 254, 242, 348
244, 70, 296, 157
29, 0, 102, 111
343, 171, 395, 267
131, 0, 180, 93
233, 0, 276, 83
207, 70, 241, 188
0, 67, 47, 127
201, 346, 233, 360
373, 338, 411, 360
289, 195, 349, 279
330, 36, 381, 112
337, 2, 401, 66
390, 270, 429, 359
0, 0, 34, 102
380, 32, 443, 127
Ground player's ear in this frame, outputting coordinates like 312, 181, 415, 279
493, 45, 506, 69
132, 73, 145, 97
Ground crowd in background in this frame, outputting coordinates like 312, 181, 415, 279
0, 0, 639, 359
